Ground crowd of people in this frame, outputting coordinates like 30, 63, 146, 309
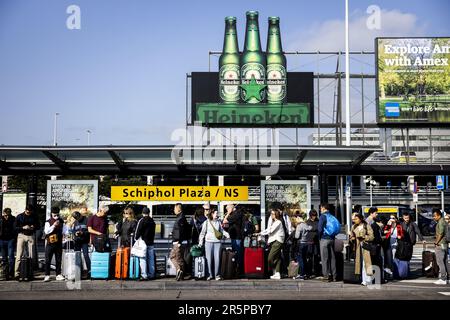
0, 202, 448, 286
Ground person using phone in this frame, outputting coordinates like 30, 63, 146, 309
383, 215, 404, 275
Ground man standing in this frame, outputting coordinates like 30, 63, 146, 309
401, 212, 425, 246
223, 203, 244, 273
135, 207, 156, 280
72, 211, 91, 275
87, 205, 110, 252
318, 203, 338, 282
0, 208, 16, 277
170, 203, 190, 281
14, 205, 40, 280
366, 207, 384, 282
43, 207, 65, 282
432, 209, 448, 285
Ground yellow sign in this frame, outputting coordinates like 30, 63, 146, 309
363, 206, 398, 214
111, 186, 248, 201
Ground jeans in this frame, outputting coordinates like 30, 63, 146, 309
74, 242, 91, 272
435, 246, 449, 281
205, 242, 221, 278
15, 234, 35, 277
231, 239, 243, 273
139, 246, 155, 279
296, 243, 309, 276
45, 243, 63, 276
0, 239, 16, 275
319, 238, 337, 279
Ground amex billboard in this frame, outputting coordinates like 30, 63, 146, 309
376, 37, 450, 126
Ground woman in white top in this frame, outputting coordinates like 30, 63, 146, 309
198, 210, 230, 281
257, 208, 285, 280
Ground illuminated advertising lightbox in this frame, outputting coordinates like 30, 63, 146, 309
376, 37, 450, 126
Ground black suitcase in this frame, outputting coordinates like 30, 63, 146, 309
0, 259, 8, 281
343, 259, 360, 284
220, 248, 238, 280
19, 258, 33, 281
422, 244, 439, 278
335, 252, 344, 281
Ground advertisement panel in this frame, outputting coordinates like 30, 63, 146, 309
46, 180, 98, 220
2, 193, 28, 217
260, 180, 311, 229
376, 37, 450, 126
191, 12, 314, 127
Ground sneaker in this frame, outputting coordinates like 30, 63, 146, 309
56, 275, 65, 281
43, 276, 51, 282
270, 272, 281, 280
294, 275, 304, 280
176, 270, 184, 281
384, 268, 393, 275
215, 276, 222, 281
433, 279, 447, 285
207, 276, 213, 281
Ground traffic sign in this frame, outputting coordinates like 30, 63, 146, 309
413, 193, 418, 203
437, 175, 445, 190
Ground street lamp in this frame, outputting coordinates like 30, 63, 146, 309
86, 130, 92, 146
364, 176, 377, 207
53, 113, 60, 146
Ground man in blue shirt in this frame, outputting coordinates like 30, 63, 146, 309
318, 203, 337, 282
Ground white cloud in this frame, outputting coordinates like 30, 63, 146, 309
286, 9, 427, 52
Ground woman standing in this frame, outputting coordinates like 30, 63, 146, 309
383, 215, 404, 275
349, 213, 375, 286
115, 206, 137, 247
198, 210, 229, 280
257, 208, 285, 280
190, 206, 207, 245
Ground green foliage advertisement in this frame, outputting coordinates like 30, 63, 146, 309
376, 37, 450, 125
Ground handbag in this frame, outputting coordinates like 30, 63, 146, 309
209, 220, 223, 240
48, 234, 58, 244
361, 241, 378, 256
131, 218, 147, 258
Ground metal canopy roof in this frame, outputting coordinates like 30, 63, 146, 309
0, 145, 379, 175
0, 145, 447, 175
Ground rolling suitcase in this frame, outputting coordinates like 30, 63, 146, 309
19, 242, 33, 281
220, 248, 238, 280
244, 246, 265, 278
156, 255, 167, 276
115, 238, 130, 280
193, 256, 206, 280
63, 249, 82, 281
422, 243, 439, 278
91, 251, 112, 279
343, 259, 360, 284
129, 255, 140, 279
393, 258, 409, 279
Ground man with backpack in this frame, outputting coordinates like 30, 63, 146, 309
318, 203, 340, 282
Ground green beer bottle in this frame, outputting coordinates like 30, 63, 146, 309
219, 17, 240, 104
241, 11, 266, 104
266, 17, 287, 104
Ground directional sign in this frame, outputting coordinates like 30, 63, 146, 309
437, 175, 445, 190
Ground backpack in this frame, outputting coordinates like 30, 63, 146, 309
243, 215, 255, 237
323, 213, 340, 237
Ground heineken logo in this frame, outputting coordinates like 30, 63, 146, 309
240, 76, 267, 103
196, 103, 310, 126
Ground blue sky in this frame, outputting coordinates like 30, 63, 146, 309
0, 0, 448, 145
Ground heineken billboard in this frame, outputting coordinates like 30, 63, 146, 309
191, 11, 314, 127
376, 37, 450, 126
